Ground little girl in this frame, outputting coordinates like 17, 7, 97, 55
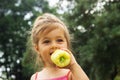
30, 13, 89, 80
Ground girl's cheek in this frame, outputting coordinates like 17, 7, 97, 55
60, 45, 67, 49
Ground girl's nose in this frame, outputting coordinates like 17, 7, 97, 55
51, 42, 59, 50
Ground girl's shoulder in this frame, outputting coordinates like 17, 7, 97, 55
30, 72, 39, 80
30, 70, 47, 80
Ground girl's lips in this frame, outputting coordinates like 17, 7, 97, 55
50, 50, 57, 55
50, 50, 53, 55
50, 52, 53, 55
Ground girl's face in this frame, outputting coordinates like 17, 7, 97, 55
35, 28, 68, 66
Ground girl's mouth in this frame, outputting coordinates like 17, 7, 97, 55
50, 52, 53, 55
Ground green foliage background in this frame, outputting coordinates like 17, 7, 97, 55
0, 0, 120, 80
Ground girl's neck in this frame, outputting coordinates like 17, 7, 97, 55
44, 65, 59, 70
42, 63, 62, 72
42, 66, 61, 74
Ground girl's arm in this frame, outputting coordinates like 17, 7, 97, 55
61, 48, 89, 80
69, 63, 89, 80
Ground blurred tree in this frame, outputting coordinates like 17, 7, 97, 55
60, 0, 120, 80
0, 0, 56, 80
91, 1, 120, 80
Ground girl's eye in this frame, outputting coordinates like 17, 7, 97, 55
43, 40, 50, 44
57, 39, 64, 42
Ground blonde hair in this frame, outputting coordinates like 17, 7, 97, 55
30, 13, 71, 69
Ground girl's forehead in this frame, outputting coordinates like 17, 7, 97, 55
41, 29, 65, 40
37, 23, 65, 38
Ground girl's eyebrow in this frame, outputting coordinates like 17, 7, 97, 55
40, 35, 64, 41
40, 37, 49, 41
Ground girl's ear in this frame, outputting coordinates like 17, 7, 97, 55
34, 45, 39, 53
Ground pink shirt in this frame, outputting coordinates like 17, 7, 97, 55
35, 71, 70, 80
